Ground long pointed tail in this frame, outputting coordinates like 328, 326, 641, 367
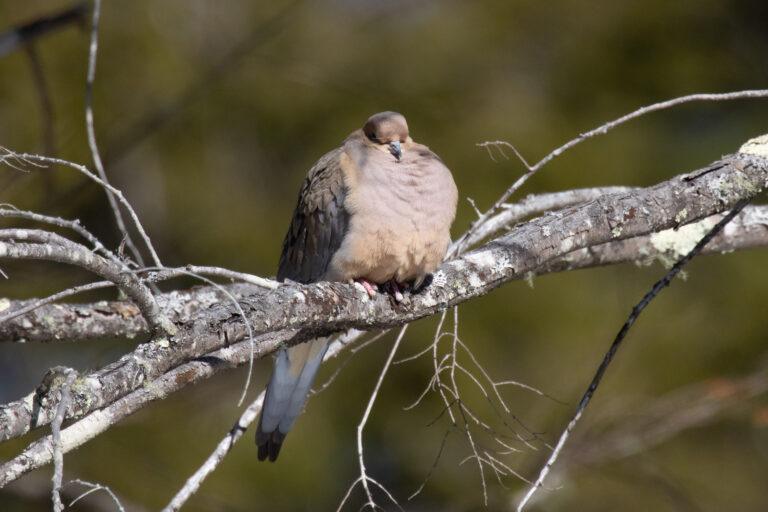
255, 337, 329, 461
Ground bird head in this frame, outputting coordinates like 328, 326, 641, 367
363, 111, 410, 160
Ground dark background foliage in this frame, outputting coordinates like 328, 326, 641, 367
1, 1, 768, 510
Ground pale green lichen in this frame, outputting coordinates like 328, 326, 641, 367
648, 218, 715, 268
0, 298, 10, 312
675, 208, 688, 223
43, 315, 57, 332
731, 171, 761, 196
70, 377, 94, 408
739, 133, 768, 157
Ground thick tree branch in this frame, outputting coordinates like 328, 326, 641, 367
0, 152, 766, 450
2, 203, 767, 343
0, 331, 292, 487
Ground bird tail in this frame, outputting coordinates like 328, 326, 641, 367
255, 337, 329, 462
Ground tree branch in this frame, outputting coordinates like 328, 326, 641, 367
0, 151, 765, 453
0, 229, 168, 335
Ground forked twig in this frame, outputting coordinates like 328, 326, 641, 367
338, 326, 409, 512
66, 478, 127, 512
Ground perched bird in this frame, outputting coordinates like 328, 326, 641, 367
256, 111, 458, 461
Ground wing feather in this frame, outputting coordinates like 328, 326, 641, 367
277, 148, 349, 283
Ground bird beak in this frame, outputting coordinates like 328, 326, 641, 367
389, 141, 402, 160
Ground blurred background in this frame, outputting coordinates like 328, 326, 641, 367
1, 0, 768, 510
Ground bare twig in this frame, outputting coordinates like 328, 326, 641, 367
84, 0, 151, 268
404, 301, 554, 503
454, 187, 636, 252
565, 358, 768, 470
0, 205, 121, 264
51, 369, 77, 512
448, 308, 487, 504
23, 43, 56, 174
161, 391, 265, 512
0, 228, 168, 335
0, 150, 162, 268
66, 479, 127, 512
163, 329, 368, 511
338, 326, 408, 512
312, 330, 389, 396
516, 196, 753, 511
0, 280, 113, 326
146, 265, 279, 290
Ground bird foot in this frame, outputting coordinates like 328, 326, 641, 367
354, 278, 378, 298
354, 278, 410, 302
385, 278, 409, 302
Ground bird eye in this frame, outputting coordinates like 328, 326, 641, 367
368, 131, 377, 141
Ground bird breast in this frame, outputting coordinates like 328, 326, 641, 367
327, 146, 458, 284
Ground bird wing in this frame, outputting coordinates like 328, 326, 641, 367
277, 147, 350, 284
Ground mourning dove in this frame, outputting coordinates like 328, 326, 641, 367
256, 111, 458, 462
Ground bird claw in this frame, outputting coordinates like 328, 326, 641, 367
354, 278, 378, 297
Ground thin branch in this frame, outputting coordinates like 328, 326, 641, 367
0, 150, 162, 269
564, 357, 768, 469
0, 281, 113, 325
163, 329, 370, 511
338, 326, 408, 512
146, 265, 279, 290
516, 196, 753, 511
312, 330, 390, 396
408, 427, 453, 500
51, 369, 77, 512
23, 43, 56, 174
67, 479, 127, 512
84, 0, 149, 268
455, 187, 636, 252
449, 309, 488, 504
0, 228, 168, 335
0, 205, 121, 264
161, 391, 265, 512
